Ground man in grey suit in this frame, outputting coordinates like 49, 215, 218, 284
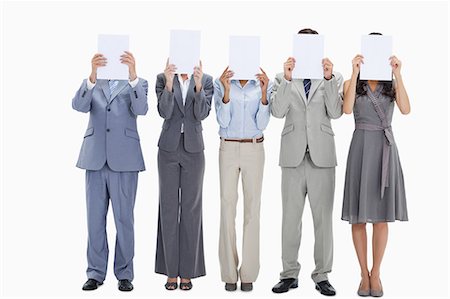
72, 51, 148, 292
155, 60, 213, 291
271, 29, 343, 296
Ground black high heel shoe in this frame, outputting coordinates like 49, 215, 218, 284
165, 281, 178, 290
180, 280, 193, 290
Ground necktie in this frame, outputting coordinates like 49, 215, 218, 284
303, 79, 311, 100
303, 78, 312, 153
109, 80, 119, 97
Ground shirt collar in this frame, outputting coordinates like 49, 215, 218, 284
231, 78, 258, 87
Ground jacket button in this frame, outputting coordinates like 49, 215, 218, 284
106, 129, 110, 132
107, 108, 111, 112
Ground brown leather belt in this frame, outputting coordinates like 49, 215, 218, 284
222, 136, 264, 143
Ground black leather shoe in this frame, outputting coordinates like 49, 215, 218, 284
82, 278, 103, 291
118, 279, 133, 292
315, 280, 336, 296
272, 278, 298, 293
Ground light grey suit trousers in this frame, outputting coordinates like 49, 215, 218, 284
281, 153, 335, 282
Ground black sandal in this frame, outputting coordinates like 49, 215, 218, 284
165, 281, 178, 290
180, 281, 192, 290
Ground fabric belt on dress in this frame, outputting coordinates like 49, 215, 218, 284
355, 123, 394, 198
221, 136, 264, 143
363, 89, 396, 199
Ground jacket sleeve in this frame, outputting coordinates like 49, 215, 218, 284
270, 73, 292, 119
72, 79, 94, 113
129, 78, 149, 116
324, 72, 344, 119
213, 78, 231, 128
193, 75, 213, 121
156, 73, 175, 120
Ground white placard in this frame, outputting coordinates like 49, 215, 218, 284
169, 30, 201, 74
97, 34, 129, 80
229, 36, 260, 80
360, 35, 393, 81
292, 34, 324, 79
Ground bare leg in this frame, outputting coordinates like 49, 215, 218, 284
371, 222, 388, 292
352, 224, 370, 291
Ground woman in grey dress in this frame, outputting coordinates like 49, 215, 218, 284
341, 34, 411, 297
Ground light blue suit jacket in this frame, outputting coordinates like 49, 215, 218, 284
72, 78, 148, 171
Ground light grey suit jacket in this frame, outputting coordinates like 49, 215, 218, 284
271, 73, 343, 168
156, 73, 213, 153
72, 78, 148, 171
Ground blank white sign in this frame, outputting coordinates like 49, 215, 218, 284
169, 30, 201, 74
97, 34, 129, 80
229, 36, 260, 80
360, 35, 393, 81
292, 34, 324, 79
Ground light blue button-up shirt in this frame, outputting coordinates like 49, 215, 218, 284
214, 79, 272, 139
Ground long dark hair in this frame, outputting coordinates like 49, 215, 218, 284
356, 32, 396, 100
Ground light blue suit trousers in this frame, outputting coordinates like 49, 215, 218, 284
86, 163, 138, 282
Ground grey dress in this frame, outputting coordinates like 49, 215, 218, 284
342, 84, 408, 224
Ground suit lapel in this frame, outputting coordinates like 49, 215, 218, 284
184, 75, 196, 110
109, 80, 128, 103
292, 79, 307, 106
99, 80, 110, 100
307, 79, 322, 104
173, 76, 185, 115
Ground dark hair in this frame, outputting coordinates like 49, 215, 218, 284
356, 75, 396, 100
298, 28, 318, 34
356, 32, 396, 100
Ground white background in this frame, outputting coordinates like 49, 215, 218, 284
1, 1, 449, 299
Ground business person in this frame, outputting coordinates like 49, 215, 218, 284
341, 33, 410, 297
214, 67, 272, 292
270, 28, 343, 296
72, 51, 148, 292
155, 59, 213, 291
